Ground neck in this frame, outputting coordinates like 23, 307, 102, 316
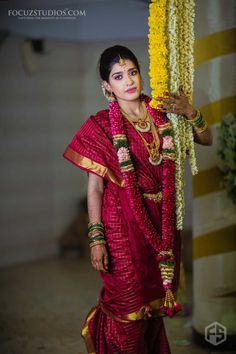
117, 97, 143, 117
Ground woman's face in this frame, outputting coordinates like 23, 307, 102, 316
103, 59, 142, 102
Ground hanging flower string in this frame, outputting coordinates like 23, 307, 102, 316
148, 0, 198, 229
148, 0, 168, 107
109, 95, 181, 317
166, 0, 187, 229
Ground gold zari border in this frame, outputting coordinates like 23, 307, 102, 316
64, 147, 125, 187
81, 306, 98, 354
100, 293, 177, 323
81, 295, 177, 352
158, 122, 172, 133
143, 192, 162, 203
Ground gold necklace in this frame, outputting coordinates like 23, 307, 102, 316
125, 112, 162, 165
120, 102, 151, 133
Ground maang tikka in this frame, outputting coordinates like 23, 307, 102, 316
118, 55, 126, 66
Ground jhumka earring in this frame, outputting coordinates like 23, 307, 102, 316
101, 83, 116, 102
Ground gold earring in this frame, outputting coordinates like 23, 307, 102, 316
107, 92, 116, 102
101, 83, 116, 101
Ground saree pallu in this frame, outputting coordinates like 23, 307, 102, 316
63, 108, 181, 354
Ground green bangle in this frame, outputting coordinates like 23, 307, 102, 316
88, 224, 104, 232
88, 225, 104, 233
188, 110, 206, 128
89, 236, 105, 243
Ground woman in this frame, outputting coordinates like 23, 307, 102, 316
63, 45, 212, 354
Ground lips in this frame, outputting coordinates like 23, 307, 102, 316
126, 88, 136, 94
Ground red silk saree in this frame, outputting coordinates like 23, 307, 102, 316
63, 106, 181, 353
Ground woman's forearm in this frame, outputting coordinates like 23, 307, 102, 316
184, 107, 213, 146
87, 173, 104, 223
87, 173, 108, 273
193, 125, 213, 146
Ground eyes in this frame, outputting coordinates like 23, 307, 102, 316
114, 69, 138, 80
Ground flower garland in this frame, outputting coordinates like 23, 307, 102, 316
148, 0, 198, 229
166, 0, 186, 228
148, 0, 168, 107
109, 95, 181, 317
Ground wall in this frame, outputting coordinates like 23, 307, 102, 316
0, 36, 157, 267
192, 0, 236, 340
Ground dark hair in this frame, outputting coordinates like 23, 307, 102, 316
99, 45, 140, 82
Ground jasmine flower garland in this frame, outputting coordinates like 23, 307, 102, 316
148, 0, 198, 229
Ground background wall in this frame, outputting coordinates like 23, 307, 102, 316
0, 34, 154, 267
192, 0, 236, 338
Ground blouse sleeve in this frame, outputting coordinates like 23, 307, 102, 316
63, 113, 124, 187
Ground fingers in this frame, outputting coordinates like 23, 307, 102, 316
91, 247, 109, 273
179, 85, 184, 95
162, 91, 178, 98
155, 88, 190, 115
91, 259, 106, 272
157, 102, 179, 114
155, 96, 176, 104
155, 87, 186, 103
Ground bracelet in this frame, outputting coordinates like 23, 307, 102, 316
193, 122, 208, 134
187, 110, 206, 129
89, 240, 106, 248
89, 224, 104, 231
88, 221, 104, 233
89, 235, 105, 243
88, 221, 105, 247
88, 230, 104, 238
88, 221, 104, 229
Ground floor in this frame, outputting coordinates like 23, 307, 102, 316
0, 255, 233, 354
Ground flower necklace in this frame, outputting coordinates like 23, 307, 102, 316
120, 101, 151, 133
109, 94, 181, 317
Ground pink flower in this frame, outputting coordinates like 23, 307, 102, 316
163, 136, 174, 150
117, 147, 130, 163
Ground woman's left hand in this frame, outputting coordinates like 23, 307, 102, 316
155, 86, 197, 120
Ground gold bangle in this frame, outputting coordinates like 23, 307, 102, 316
88, 230, 104, 238
187, 109, 201, 123
187, 110, 206, 128
89, 240, 106, 248
194, 122, 208, 134
88, 221, 103, 227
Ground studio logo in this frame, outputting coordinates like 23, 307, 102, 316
205, 322, 227, 346
8, 8, 86, 20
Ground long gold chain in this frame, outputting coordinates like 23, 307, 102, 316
124, 109, 162, 165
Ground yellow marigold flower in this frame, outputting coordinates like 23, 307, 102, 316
148, 0, 197, 229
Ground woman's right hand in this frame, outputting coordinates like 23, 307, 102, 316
91, 244, 109, 272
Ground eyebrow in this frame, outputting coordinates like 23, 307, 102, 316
111, 67, 137, 77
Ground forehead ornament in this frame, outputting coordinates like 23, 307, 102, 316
118, 55, 126, 66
